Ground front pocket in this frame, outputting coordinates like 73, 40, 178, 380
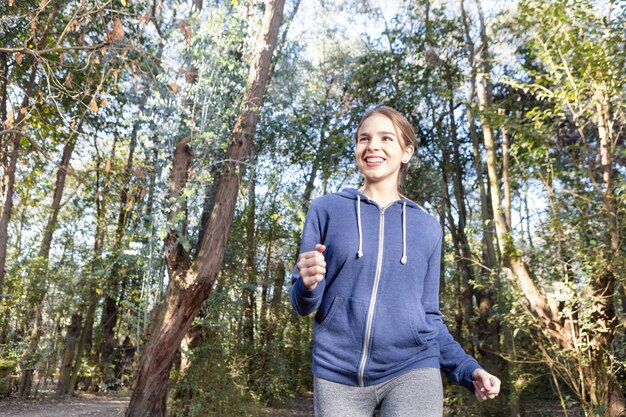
412, 303, 438, 344
313, 297, 368, 374
314, 295, 339, 331
367, 304, 428, 375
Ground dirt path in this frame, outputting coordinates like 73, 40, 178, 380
0, 394, 129, 417
266, 392, 314, 417
0, 392, 313, 417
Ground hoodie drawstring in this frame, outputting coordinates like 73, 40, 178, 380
356, 195, 364, 258
401, 201, 407, 264
356, 193, 407, 264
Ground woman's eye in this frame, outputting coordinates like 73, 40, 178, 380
358, 137, 369, 142
382, 136, 393, 142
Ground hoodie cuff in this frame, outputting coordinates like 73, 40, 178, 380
296, 277, 325, 298
458, 360, 482, 393
291, 277, 325, 316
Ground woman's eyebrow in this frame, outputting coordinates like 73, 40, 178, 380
358, 131, 396, 137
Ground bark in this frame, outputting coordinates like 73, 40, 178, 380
499, 109, 512, 227
57, 313, 82, 394
18, 138, 73, 397
460, 0, 503, 395
0, 66, 35, 295
440, 157, 463, 342
445, 75, 476, 351
0, 1, 60, 296
259, 197, 277, 348
68, 288, 97, 396
0, 52, 7, 202
0, 133, 20, 296
243, 154, 257, 377
125, 1, 285, 414
460, 0, 497, 267
67, 139, 112, 396
18, 306, 43, 398
474, 0, 561, 335
97, 128, 138, 387
265, 261, 285, 347
592, 85, 625, 416
18, 131, 78, 398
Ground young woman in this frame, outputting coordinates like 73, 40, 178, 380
290, 106, 500, 416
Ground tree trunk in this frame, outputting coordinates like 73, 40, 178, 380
243, 153, 257, 379
474, 0, 562, 334
57, 313, 82, 394
444, 74, 476, 353
0, 52, 8, 207
460, 2, 504, 406
0, 63, 36, 295
18, 132, 77, 398
66, 139, 112, 396
593, 85, 625, 416
499, 108, 512, 227
125, 1, 285, 414
0, 0, 60, 295
97, 128, 137, 387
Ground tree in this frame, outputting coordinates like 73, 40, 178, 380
477, 0, 625, 414
125, 0, 286, 414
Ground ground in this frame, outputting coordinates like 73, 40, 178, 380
0, 393, 129, 417
0, 392, 585, 416
266, 392, 314, 416
0, 392, 314, 417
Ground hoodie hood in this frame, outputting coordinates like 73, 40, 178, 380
336, 187, 420, 209
336, 188, 425, 265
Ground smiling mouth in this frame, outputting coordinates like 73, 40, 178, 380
364, 156, 385, 164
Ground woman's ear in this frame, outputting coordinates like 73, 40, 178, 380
402, 145, 415, 164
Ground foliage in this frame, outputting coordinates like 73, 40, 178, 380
0, 0, 624, 415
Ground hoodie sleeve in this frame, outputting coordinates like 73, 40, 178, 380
290, 202, 325, 316
422, 230, 481, 393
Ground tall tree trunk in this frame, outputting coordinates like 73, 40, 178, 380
97, 128, 138, 387
57, 313, 82, 394
460, 3, 504, 409
0, 52, 8, 209
0, 66, 36, 296
125, 1, 285, 414
243, 153, 257, 379
444, 74, 476, 352
66, 138, 113, 396
68, 289, 97, 396
18, 131, 77, 398
440, 150, 464, 342
592, 84, 625, 416
474, 4, 562, 341
0, 0, 60, 295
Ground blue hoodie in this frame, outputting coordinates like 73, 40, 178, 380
290, 188, 480, 391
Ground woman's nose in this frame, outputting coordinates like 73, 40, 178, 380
367, 137, 381, 149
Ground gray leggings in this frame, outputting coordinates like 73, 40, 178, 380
314, 368, 443, 417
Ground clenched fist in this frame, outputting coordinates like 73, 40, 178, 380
296, 244, 326, 290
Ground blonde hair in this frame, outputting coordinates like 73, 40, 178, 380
355, 106, 417, 191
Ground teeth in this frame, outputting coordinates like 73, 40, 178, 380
366, 157, 385, 163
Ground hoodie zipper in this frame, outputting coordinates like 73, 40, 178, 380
357, 204, 388, 387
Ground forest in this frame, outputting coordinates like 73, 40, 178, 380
0, 0, 624, 416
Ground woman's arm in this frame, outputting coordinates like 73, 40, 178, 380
421, 231, 481, 393
290, 203, 326, 316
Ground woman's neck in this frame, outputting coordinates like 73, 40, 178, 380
359, 183, 401, 207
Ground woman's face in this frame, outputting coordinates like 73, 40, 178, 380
355, 113, 414, 189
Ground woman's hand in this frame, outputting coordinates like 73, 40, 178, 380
296, 244, 326, 290
472, 368, 501, 402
